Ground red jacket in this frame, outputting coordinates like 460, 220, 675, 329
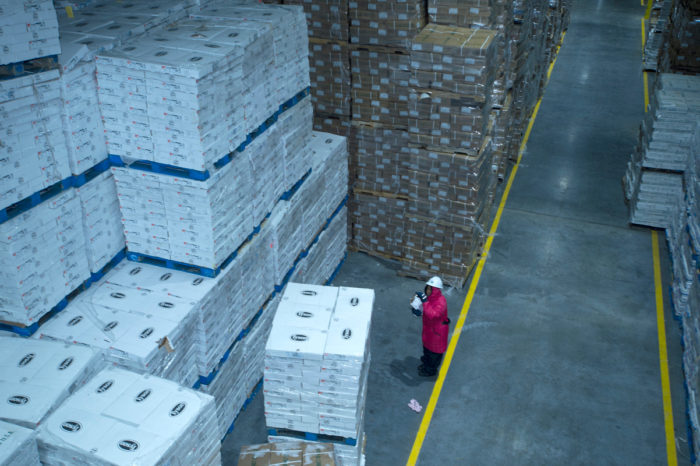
422, 288, 448, 353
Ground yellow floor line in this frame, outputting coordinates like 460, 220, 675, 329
405, 32, 566, 466
642, 17, 647, 48
645, 0, 653, 19
643, 71, 650, 112
643, 11, 677, 463
652, 231, 678, 466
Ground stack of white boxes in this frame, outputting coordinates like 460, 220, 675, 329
269, 201, 305, 286
626, 74, 700, 228
56, 0, 203, 173
264, 283, 373, 466
179, 224, 274, 379
36, 367, 221, 465
110, 122, 305, 270
243, 293, 282, 395
318, 287, 373, 440
75, 171, 124, 273
295, 132, 349, 242
278, 99, 314, 187
96, 2, 308, 171
35, 271, 201, 387
0, 337, 103, 430
96, 22, 244, 170
0, 420, 41, 466
264, 284, 338, 433
59, 60, 106, 175
0, 0, 60, 65
293, 207, 348, 285
101, 261, 226, 379
199, 343, 246, 439
0, 70, 71, 210
191, 2, 310, 124
101, 3, 312, 271
0, 190, 90, 326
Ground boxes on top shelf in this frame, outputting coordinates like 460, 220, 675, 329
96, 2, 309, 172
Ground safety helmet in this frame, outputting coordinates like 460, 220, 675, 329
426, 276, 443, 289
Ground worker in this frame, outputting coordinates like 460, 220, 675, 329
413, 276, 449, 377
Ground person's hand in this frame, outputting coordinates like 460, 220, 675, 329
416, 291, 428, 303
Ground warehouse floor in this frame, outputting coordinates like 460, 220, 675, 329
221, 1, 691, 464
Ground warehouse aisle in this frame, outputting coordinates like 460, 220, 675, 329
408, 1, 688, 464
221, 2, 690, 464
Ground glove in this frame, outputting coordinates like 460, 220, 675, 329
416, 292, 428, 303
412, 307, 423, 317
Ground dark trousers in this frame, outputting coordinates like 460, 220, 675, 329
421, 346, 443, 375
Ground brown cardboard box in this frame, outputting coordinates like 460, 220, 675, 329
284, 0, 349, 42
349, 0, 425, 48
237, 441, 336, 466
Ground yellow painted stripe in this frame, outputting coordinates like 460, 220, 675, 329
645, 0, 653, 20
406, 32, 566, 466
65, 5, 74, 18
643, 15, 677, 463
641, 17, 646, 49
652, 231, 678, 466
643, 71, 650, 112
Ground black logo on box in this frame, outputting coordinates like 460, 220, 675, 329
160, 273, 171, 281
291, 334, 308, 342
18, 353, 35, 367
158, 302, 174, 308
103, 321, 119, 331
58, 357, 73, 370
60, 421, 81, 433
97, 380, 114, 393
139, 327, 154, 339
68, 316, 83, 326
118, 440, 139, 452
350, 297, 359, 306
110, 292, 125, 299
135, 389, 151, 402
7, 395, 29, 405
169, 402, 186, 417
129, 267, 141, 275
342, 329, 352, 339
296, 311, 313, 318
301, 290, 317, 296
192, 278, 203, 286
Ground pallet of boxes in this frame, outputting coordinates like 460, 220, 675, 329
3, 1, 350, 464
350, 22, 500, 288
264, 283, 374, 466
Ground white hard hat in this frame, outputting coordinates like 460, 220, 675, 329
426, 276, 443, 289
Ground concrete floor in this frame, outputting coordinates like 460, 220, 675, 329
221, 1, 692, 464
